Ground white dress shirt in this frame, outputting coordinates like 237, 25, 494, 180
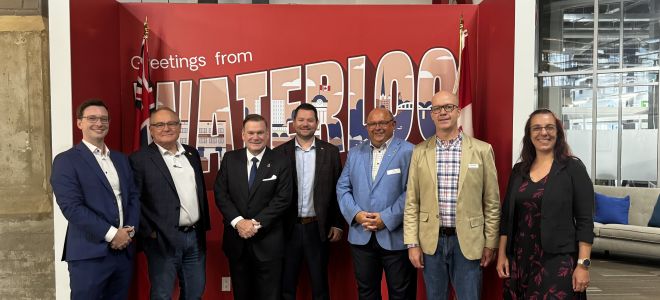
156, 142, 200, 227
82, 140, 123, 242
230, 147, 266, 228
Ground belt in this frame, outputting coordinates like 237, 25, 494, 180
439, 227, 456, 236
297, 216, 318, 224
177, 223, 197, 232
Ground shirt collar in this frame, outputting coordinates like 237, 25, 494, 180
436, 132, 463, 148
370, 136, 393, 151
294, 137, 316, 151
155, 142, 184, 156
246, 147, 266, 162
82, 139, 109, 157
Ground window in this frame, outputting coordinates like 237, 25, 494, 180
538, 0, 660, 187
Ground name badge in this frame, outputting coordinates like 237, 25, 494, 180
468, 163, 479, 169
387, 168, 401, 175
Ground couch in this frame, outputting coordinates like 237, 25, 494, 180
592, 185, 660, 259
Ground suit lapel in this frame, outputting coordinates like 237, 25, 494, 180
236, 149, 250, 198
458, 135, 473, 197
147, 143, 178, 194
76, 143, 113, 193
361, 142, 373, 190
424, 138, 437, 188
372, 138, 400, 188
312, 138, 323, 190
109, 150, 130, 210
287, 140, 298, 191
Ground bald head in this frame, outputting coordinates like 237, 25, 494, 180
430, 91, 461, 139
368, 107, 394, 121
431, 91, 459, 107
366, 108, 395, 148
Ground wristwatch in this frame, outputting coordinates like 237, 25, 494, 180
577, 258, 591, 269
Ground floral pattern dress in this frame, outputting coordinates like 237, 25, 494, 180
503, 176, 586, 300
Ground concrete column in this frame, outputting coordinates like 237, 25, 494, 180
0, 15, 54, 299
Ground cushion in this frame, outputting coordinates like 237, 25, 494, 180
598, 224, 660, 244
593, 222, 603, 237
648, 194, 660, 227
594, 193, 630, 225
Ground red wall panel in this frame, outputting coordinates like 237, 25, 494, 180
68, 2, 515, 299
476, 0, 515, 297
69, 0, 121, 149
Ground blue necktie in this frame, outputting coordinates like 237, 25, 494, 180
248, 157, 258, 188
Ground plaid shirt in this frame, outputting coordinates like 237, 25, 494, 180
436, 133, 462, 228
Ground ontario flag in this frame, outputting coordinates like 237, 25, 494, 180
133, 22, 155, 152
454, 20, 474, 136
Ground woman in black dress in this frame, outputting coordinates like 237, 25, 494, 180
496, 109, 594, 299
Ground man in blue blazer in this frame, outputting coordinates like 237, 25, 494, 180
337, 108, 417, 300
51, 99, 140, 300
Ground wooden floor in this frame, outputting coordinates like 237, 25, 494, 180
589, 254, 660, 300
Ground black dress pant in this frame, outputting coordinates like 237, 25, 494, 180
228, 243, 282, 300
350, 233, 417, 300
281, 221, 330, 300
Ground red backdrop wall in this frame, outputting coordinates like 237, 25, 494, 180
68, 1, 514, 299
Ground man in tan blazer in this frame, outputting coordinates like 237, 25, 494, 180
403, 91, 500, 300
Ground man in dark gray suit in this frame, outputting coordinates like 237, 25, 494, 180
274, 103, 344, 300
130, 107, 211, 299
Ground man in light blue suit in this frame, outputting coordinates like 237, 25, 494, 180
337, 108, 417, 300
51, 99, 140, 300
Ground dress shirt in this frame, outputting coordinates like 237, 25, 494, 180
230, 147, 266, 228
295, 138, 316, 217
82, 139, 123, 242
156, 142, 199, 227
436, 133, 462, 228
370, 137, 393, 181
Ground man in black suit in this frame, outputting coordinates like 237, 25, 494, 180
214, 114, 292, 300
130, 107, 211, 299
274, 103, 344, 300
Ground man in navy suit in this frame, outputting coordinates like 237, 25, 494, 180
51, 99, 140, 300
214, 114, 292, 300
130, 107, 211, 299
337, 108, 417, 300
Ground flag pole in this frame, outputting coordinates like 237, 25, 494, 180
454, 14, 464, 94
143, 17, 149, 39
458, 14, 464, 74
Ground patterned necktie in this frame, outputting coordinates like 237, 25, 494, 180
248, 157, 259, 188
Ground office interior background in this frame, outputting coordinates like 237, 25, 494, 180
1, 0, 658, 299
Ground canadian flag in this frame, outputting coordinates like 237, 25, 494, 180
319, 85, 331, 92
454, 22, 473, 137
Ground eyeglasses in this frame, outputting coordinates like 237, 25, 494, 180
366, 119, 394, 128
150, 121, 181, 129
530, 125, 557, 133
81, 115, 110, 124
430, 104, 459, 114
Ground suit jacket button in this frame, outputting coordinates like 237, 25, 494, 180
436, 215, 439, 218
175, 207, 180, 210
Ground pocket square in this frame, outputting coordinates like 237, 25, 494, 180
263, 175, 277, 181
